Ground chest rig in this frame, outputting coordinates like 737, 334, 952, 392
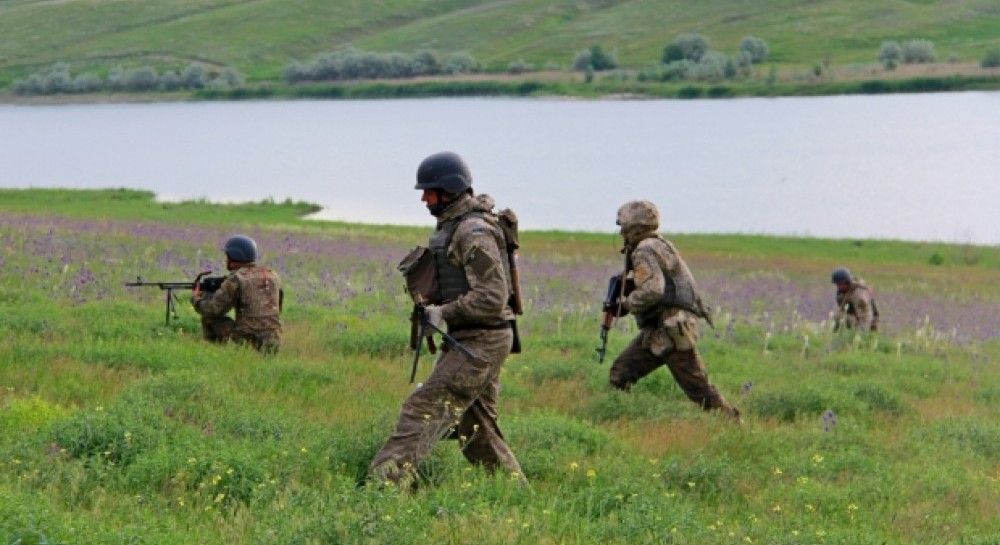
629, 236, 704, 328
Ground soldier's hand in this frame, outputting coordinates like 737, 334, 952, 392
422, 305, 446, 335
615, 298, 630, 317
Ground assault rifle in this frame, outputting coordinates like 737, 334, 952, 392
596, 273, 633, 364
125, 271, 225, 325
407, 295, 487, 383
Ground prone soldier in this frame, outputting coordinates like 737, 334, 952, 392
606, 201, 740, 419
191, 235, 283, 353
368, 151, 524, 488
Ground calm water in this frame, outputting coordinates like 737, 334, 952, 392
1, 93, 998, 243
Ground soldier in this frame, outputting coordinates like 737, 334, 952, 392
369, 151, 524, 488
607, 201, 740, 419
191, 235, 283, 353
831, 267, 879, 332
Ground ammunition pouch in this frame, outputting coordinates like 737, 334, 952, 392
398, 246, 439, 304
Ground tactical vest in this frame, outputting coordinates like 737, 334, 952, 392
428, 217, 472, 303
428, 211, 512, 306
631, 237, 702, 328
233, 266, 281, 320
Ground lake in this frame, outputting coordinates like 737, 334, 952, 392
1, 93, 997, 243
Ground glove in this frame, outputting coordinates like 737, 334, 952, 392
602, 298, 628, 317
422, 305, 445, 335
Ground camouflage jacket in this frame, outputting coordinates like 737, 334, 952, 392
835, 280, 878, 332
192, 264, 282, 334
435, 193, 513, 330
626, 233, 702, 354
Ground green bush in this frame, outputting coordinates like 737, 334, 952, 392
72, 73, 104, 93
749, 388, 842, 422
739, 36, 769, 63
573, 44, 618, 72
981, 47, 1000, 68
853, 384, 904, 414
879, 41, 902, 69
443, 52, 477, 74
507, 59, 533, 74
902, 39, 936, 63
284, 47, 476, 83
662, 33, 710, 63
181, 63, 207, 89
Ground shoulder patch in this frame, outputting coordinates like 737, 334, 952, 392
633, 262, 654, 285
467, 247, 497, 277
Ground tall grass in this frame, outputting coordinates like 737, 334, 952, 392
0, 189, 998, 543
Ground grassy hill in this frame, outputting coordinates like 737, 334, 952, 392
1, 188, 999, 543
1, 0, 998, 86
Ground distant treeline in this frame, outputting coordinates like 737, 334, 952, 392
635, 34, 769, 83
10, 63, 243, 96
283, 48, 479, 83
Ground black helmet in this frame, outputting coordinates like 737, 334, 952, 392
224, 235, 258, 262
415, 151, 472, 194
831, 267, 852, 284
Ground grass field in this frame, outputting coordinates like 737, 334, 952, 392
1, 188, 998, 544
1, 0, 998, 89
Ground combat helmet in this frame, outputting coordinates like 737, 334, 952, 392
831, 267, 852, 284
415, 152, 472, 194
224, 235, 258, 263
616, 200, 660, 242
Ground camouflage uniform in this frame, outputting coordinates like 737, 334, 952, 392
191, 264, 282, 353
834, 279, 879, 332
608, 201, 739, 418
369, 193, 524, 487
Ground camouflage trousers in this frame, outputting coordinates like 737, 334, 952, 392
609, 332, 740, 418
369, 328, 524, 487
201, 317, 280, 354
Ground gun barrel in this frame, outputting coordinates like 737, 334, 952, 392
124, 281, 193, 289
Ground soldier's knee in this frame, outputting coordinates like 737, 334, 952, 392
609, 375, 632, 391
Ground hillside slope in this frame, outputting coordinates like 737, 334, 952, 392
1, 0, 998, 84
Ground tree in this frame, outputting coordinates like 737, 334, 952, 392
663, 33, 710, 63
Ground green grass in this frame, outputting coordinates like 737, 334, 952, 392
0, 188, 998, 544
190, 72, 1000, 101
1, 0, 998, 87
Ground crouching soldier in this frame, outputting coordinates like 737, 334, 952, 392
368, 151, 524, 488
831, 267, 879, 333
191, 235, 283, 353
607, 200, 740, 420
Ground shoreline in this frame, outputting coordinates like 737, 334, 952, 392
1, 187, 997, 248
2, 72, 999, 105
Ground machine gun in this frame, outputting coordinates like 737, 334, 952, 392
596, 273, 633, 364
125, 271, 225, 325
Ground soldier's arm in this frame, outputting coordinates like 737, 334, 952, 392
626, 244, 666, 315
440, 221, 509, 324
191, 276, 239, 318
